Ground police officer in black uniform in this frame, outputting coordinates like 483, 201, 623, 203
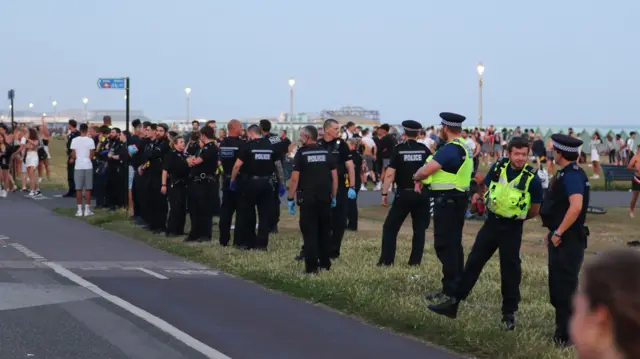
136, 123, 156, 228
218, 119, 246, 247
287, 125, 338, 274
186, 126, 219, 242
259, 119, 287, 233
105, 127, 127, 210
162, 136, 190, 236
230, 125, 276, 250
63, 119, 80, 198
93, 126, 111, 209
146, 124, 171, 234
540, 134, 590, 346
377, 120, 432, 266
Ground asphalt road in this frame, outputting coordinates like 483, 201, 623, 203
0, 195, 462, 359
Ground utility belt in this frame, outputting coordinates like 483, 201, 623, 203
249, 175, 271, 181
295, 189, 332, 206
190, 173, 217, 183
170, 178, 188, 187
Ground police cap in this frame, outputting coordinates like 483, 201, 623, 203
401, 120, 422, 132
439, 112, 466, 127
551, 133, 583, 153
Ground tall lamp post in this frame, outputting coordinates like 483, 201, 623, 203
52, 100, 57, 120
288, 77, 295, 139
82, 97, 89, 123
476, 62, 485, 129
185, 87, 191, 122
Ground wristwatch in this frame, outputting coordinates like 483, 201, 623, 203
381, 193, 388, 197
287, 197, 294, 202
161, 184, 167, 187
553, 230, 563, 237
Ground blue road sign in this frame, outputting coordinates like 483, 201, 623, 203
97, 78, 126, 89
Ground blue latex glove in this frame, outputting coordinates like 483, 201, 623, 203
348, 188, 357, 199
229, 181, 237, 191
288, 200, 296, 215
100, 149, 109, 156
278, 184, 286, 197
331, 198, 337, 208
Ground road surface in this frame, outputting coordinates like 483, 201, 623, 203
0, 195, 461, 359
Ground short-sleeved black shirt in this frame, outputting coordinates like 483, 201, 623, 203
237, 138, 276, 177
218, 136, 246, 175
190, 141, 219, 177
163, 149, 190, 181
378, 134, 396, 159
388, 140, 431, 190
316, 138, 351, 177
293, 144, 337, 196
350, 150, 363, 189
266, 133, 288, 160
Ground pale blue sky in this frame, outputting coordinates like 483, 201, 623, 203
1, 0, 638, 127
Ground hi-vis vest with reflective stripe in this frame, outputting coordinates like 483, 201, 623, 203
421, 137, 473, 192
484, 159, 534, 219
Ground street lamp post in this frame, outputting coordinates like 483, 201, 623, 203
185, 88, 192, 122
476, 62, 485, 129
82, 97, 89, 123
288, 77, 295, 139
52, 100, 57, 120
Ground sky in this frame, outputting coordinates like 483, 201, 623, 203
1, 0, 638, 127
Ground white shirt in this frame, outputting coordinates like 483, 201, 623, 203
418, 137, 435, 150
627, 138, 635, 150
538, 168, 550, 189
361, 136, 376, 150
70, 136, 95, 170
465, 138, 476, 153
341, 131, 354, 140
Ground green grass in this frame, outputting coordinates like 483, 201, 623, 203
53, 204, 640, 359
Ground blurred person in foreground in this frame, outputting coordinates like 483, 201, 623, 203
570, 249, 640, 359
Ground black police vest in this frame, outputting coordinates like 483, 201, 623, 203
540, 163, 590, 232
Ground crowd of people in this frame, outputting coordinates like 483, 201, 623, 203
1, 114, 640, 355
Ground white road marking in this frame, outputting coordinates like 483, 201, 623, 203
10, 243, 46, 260
0, 235, 10, 240
10, 243, 231, 359
135, 267, 169, 280
165, 269, 220, 276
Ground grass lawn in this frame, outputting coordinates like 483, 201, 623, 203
47, 138, 638, 358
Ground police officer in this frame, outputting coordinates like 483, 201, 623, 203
287, 125, 338, 274
162, 136, 190, 236
378, 120, 431, 266
413, 112, 473, 302
427, 136, 543, 331
231, 125, 276, 250
63, 119, 80, 198
105, 127, 127, 210
186, 126, 219, 242
93, 126, 111, 209
146, 124, 171, 234
540, 134, 590, 346
136, 122, 155, 228
218, 119, 246, 247
316, 119, 357, 259
259, 119, 287, 233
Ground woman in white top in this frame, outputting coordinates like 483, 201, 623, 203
23, 128, 41, 197
11, 128, 29, 192
590, 132, 602, 179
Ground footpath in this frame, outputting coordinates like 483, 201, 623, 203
0, 194, 461, 359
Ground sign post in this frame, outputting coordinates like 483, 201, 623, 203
97, 77, 130, 216
7, 89, 15, 132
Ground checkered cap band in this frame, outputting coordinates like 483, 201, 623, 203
552, 140, 580, 153
441, 119, 462, 127
403, 126, 420, 131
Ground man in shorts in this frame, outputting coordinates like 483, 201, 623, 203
70, 123, 96, 217
360, 129, 377, 190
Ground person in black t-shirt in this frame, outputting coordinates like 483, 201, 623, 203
218, 120, 247, 247
346, 138, 362, 231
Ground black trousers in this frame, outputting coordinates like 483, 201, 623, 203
346, 186, 361, 230
136, 173, 151, 224
66, 161, 75, 193
187, 180, 216, 241
432, 195, 468, 296
300, 193, 332, 273
236, 179, 273, 249
93, 170, 108, 208
132, 167, 141, 217
271, 184, 281, 231
453, 215, 523, 315
379, 189, 431, 265
106, 166, 126, 209
211, 179, 220, 217
219, 178, 240, 246
166, 184, 187, 235
329, 187, 349, 258
548, 229, 585, 338
148, 174, 168, 231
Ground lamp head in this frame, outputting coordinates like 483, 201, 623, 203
83, 98, 88, 104
477, 63, 485, 76
288, 78, 296, 88
52, 100, 57, 106
28, 103, 34, 108
185, 87, 192, 95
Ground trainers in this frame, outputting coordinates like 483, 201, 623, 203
0, 190, 7, 198
75, 209, 83, 217
360, 185, 367, 191
84, 209, 94, 217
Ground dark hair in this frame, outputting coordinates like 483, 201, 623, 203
379, 124, 390, 132
259, 119, 271, 132
205, 120, 216, 127
132, 119, 141, 128
405, 129, 419, 138
149, 123, 157, 131
142, 121, 151, 128
200, 126, 215, 139
171, 136, 183, 145
582, 249, 640, 359
158, 123, 168, 132
301, 125, 318, 141
79, 123, 89, 133
68, 119, 77, 128
112, 127, 121, 134
103, 115, 112, 125
28, 128, 38, 141
191, 120, 199, 125
99, 125, 110, 135
189, 131, 200, 142
507, 136, 530, 153
323, 119, 339, 130
247, 125, 261, 136
345, 121, 355, 128
168, 131, 178, 138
